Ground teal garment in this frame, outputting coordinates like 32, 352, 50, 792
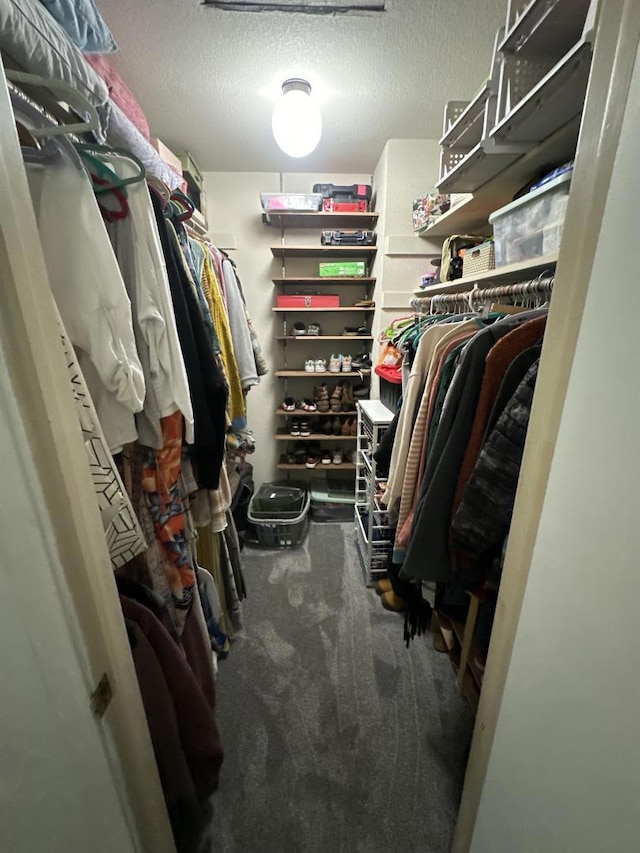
425, 340, 469, 463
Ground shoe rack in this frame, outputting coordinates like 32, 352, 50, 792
354, 399, 394, 584
264, 206, 378, 475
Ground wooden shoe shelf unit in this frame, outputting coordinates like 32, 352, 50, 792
264, 206, 378, 475
410, 0, 595, 713
354, 400, 394, 585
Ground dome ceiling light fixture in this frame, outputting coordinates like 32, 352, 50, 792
272, 78, 322, 158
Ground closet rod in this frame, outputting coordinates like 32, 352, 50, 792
414, 274, 554, 313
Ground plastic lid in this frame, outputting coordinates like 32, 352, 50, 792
488, 170, 573, 224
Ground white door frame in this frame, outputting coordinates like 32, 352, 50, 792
0, 64, 175, 853
454, 1, 640, 848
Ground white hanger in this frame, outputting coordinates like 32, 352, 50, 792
6, 70, 100, 138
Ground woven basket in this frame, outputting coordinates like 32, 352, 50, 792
463, 241, 496, 277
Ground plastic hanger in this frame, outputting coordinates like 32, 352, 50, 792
74, 143, 146, 194
169, 190, 195, 221
5, 69, 100, 137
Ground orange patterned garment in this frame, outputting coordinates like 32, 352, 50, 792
142, 410, 195, 608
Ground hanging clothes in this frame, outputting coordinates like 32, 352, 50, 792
26, 146, 145, 453
57, 307, 147, 569
401, 311, 547, 584
151, 191, 228, 491
450, 360, 541, 586
102, 153, 195, 449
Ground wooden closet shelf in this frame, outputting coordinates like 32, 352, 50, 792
277, 458, 356, 472
275, 336, 374, 342
275, 370, 372, 378
270, 245, 377, 259
275, 432, 356, 441
264, 211, 379, 228
273, 277, 376, 286
275, 409, 358, 416
272, 307, 375, 313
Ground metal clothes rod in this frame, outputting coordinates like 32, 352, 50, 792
413, 274, 554, 313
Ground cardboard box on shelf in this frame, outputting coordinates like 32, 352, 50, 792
150, 138, 183, 176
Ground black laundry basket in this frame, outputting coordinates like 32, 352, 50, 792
248, 482, 310, 547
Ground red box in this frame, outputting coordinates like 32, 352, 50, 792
322, 199, 369, 213
276, 294, 340, 308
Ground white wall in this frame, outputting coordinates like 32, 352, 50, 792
203, 170, 371, 488
0, 341, 139, 853
469, 42, 640, 853
369, 139, 441, 395
203, 153, 442, 484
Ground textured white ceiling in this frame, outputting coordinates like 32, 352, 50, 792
99, 0, 506, 172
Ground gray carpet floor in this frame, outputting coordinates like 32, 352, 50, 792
207, 522, 473, 853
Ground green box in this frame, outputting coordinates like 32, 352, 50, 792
319, 261, 366, 277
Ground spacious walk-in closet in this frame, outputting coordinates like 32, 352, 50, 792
1, 0, 640, 851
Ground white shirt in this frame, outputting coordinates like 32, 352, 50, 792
27, 158, 144, 452
105, 155, 194, 447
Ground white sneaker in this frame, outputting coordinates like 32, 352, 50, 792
304, 359, 315, 372
328, 354, 342, 373
315, 359, 327, 373
332, 450, 343, 464
342, 355, 353, 372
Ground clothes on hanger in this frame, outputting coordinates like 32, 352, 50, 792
14, 84, 264, 844
379, 280, 551, 643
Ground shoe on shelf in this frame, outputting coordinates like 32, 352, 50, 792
350, 417, 358, 436
353, 382, 369, 399
314, 383, 330, 413
352, 352, 373, 371
304, 359, 316, 373
344, 324, 369, 336
300, 418, 311, 437
320, 416, 333, 435
282, 396, 296, 412
342, 355, 353, 373
341, 418, 352, 436
374, 578, 393, 595
292, 442, 307, 465
354, 298, 375, 308
332, 450, 344, 465
341, 382, 354, 412
290, 417, 301, 437
343, 450, 354, 465
321, 448, 332, 465
292, 322, 306, 336
329, 383, 343, 412
332, 416, 342, 436
299, 398, 317, 412
306, 442, 321, 468
315, 358, 327, 373
307, 323, 322, 336
328, 353, 342, 373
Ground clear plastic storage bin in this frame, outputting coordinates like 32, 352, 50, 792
260, 193, 322, 212
489, 171, 572, 266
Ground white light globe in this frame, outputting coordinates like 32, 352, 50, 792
272, 80, 322, 158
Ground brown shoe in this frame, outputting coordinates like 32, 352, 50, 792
341, 382, 354, 412
314, 383, 330, 413
320, 416, 333, 435
341, 417, 351, 436
350, 417, 358, 436
381, 591, 406, 612
329, 383, 343, 412
374, 578, 393, 595
332, 416, 342, 435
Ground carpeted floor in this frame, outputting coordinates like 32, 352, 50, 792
206, 522, 473, 853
